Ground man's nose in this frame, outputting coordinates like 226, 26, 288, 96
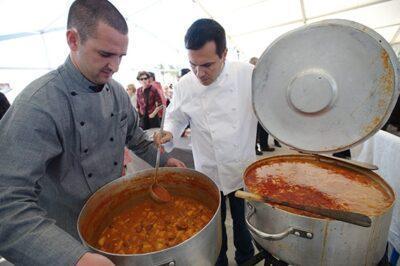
108, 56, 121, 72
195, 66, 205, 78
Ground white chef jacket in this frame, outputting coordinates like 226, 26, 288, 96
164, 61, 257, 195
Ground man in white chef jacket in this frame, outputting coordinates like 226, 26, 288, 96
154, 18, 257, 266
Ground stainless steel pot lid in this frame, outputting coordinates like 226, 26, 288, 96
253, 19, 400, 153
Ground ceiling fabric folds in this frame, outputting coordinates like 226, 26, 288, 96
0, 0, 399, 98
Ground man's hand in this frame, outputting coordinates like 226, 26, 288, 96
149, 105, 163, 119
76, 253, 114, 266
153, 131, 173, 146
166, 157, 186, 168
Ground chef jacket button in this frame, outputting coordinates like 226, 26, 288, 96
114, 161, 118, 166
232, 125, 237, 129
80, 121, 85, 126
88, 173, 93, 178
110, 137, 114, 142
106, 88, 109, 92
70, 91, 78, 96
232, 107, 236, 111
84, 148, 88, 153
111, 113, 114, 117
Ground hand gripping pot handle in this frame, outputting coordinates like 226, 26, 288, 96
245, 202, 313, 240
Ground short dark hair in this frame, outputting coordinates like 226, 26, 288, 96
180, 68, 190, 77
249, 57, 258, 66
136, 71, 150, 81
67, 0, 128, 42
184, 19, 226, 58
148, 72, 155, 80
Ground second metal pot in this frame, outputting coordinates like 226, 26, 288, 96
243, 154, 395, 265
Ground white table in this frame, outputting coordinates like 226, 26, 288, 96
352, 130, 400, 260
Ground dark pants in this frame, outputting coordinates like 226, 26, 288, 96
216, 191, 254, 266
139, 115, 160, 130
257, 123, 269, 150
332, 149, 351, 159
257, 123, 280, 149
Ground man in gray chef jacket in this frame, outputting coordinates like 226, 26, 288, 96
0, 1, 185, 265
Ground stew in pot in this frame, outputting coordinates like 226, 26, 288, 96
95, 195, 213, 254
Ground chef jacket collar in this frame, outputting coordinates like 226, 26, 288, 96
64, 56, 106, 93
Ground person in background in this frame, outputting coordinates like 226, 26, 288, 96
178, 68, 191, 136
163, 83, 173, 107
179, 68, 191, 79
123, 84, 137, 176
249, 57, 280, 155
136, 71, 163, 130
0, 1, 185, 265
154, 18, 256, 266
382, 96, 400, 132
148, 71, 166, 118
126, 83, 137, 110
0, 91, 10, 120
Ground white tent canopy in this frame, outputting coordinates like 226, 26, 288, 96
1, 0, 400, 101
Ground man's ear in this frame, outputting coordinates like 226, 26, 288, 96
67, 28, 80, 51
222, 48, 228, 61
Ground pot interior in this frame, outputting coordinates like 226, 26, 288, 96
244, 154, 395, 218
78, 168, 220, 255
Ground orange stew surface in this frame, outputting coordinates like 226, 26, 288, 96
96, 195, 213, 254
245, 158, 393, 217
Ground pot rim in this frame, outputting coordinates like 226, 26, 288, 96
77, 167, 222, 257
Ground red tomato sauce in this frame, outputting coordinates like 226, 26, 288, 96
245, 157, 393, 217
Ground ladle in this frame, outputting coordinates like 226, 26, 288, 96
235, 190, 371, 227
150, 105, 172, 203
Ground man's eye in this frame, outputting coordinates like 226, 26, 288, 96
99, 52, 111, 57
201, 63, 213, 68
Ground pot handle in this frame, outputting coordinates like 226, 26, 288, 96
245, 203, 313, 240
155, 260, 175, 266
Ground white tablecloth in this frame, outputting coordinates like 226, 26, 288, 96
352, 130, 400, 253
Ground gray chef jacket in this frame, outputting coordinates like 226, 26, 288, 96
0, 57, 169, 265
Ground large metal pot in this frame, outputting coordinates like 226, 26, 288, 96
77, 167, 221, 266
249, 18, 400, 265
243, 154, 395, 265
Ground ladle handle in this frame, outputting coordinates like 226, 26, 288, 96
235, 190, 371, 227
154, 105, 167, 182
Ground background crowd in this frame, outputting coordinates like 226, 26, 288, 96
126, 69, 190, 130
